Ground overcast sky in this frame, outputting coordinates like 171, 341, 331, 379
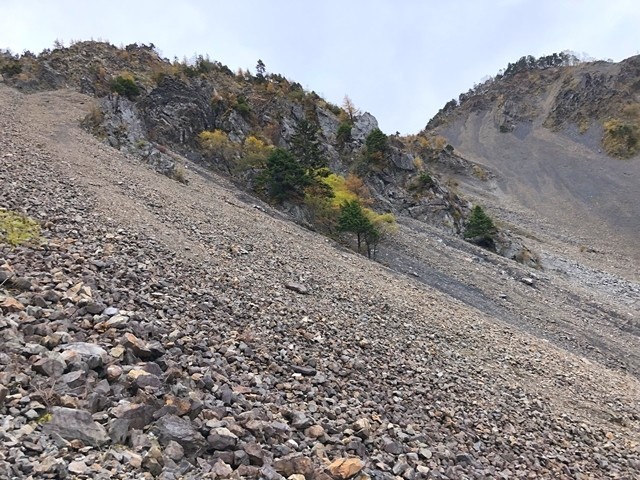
1, 1, 638, 133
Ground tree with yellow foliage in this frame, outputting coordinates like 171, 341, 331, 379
198, 130, 239, 173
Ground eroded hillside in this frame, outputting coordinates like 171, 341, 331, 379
424, 54, 640, 272
1, 78, 640, 479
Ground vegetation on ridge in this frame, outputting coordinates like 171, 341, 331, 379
1, 39, 522, 260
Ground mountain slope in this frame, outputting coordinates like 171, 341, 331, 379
425, 56, 640, 270
1, 81, 640, 479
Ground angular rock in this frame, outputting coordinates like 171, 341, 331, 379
103, 307, 119, 316
353, 418, 371, 439
243, 442, 266, 466
285, 282, 309, 294
207, 427, 238, 451
68, 460, 87, 475
60, 370, 86, 388
211, 459, 233, 478
85, 301, 106, 314
152, 414, 206, 457
43, 407, 109, 446
327, 458, 364, 479
291, 365, 317, 376
273, 455, 313, 478
106, 364, 123, 382
105, 314, 128, 329
62, 342, 109, 369
305, 424, 325, 439
1, 297, 24, 312
32, 352, 66, 378
127, 369, 161, 389
112, 401, 156, 430
122, 332, 159, 359
164, 440, 185, 462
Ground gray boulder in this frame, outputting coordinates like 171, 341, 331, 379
152, 414, 206, 457
44, 407, 109, 446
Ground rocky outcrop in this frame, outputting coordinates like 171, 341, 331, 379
137, 76, 219, 147
350, 112, 379, 142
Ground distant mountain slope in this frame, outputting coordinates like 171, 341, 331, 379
424, 55, 640, 264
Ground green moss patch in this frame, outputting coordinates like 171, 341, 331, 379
0, 209, 41, 247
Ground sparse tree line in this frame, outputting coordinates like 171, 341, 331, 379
1, 41, 499, 257
198, 107, 398, 259
433, 51, 587, 118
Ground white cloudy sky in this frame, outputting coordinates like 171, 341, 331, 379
1, 0, 638, 133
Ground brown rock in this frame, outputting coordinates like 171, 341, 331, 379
328, 458, 364, 480
243, 442, 266, 466
305, 424, 325, 439
1, 297, 24, 312
211, 459, 233, 478
106, 364, 122, 382
273, 455, 313, 478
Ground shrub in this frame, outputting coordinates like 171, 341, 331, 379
411, 172, 435, 191
198, 130, 239, 173
235, 95, 251, 117
81, 104, 105, 137
172, 166, 188, 184
602, 118, 639, 158
0, 60, 22, 77
110, 74, 140, 100
365, 128, 389, 159
336, 122, 353, 145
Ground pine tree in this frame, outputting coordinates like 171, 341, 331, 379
365, 128, 389, 161
255, 59, 266, 82
262, 148, 311, 201
337, 200, 375, 254
464, 205, 496, 244
290, 119, 326, 170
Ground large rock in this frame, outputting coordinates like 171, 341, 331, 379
350, 112, 379, 143
328, 458, 364, 479
152, 414, 206, 457
62, 342, 109, 370
32, 352, 66, 377
137, 76, 218, 147
207, 427, 238, 450
43, 407, 109, 446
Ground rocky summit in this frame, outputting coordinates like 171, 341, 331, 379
0, 43, 639, 480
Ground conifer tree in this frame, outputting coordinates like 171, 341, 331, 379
337, 200, 375, 253
290, 119, 326, 170
464, 205, 496, 246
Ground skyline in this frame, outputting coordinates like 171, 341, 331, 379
1, 1, 638, 134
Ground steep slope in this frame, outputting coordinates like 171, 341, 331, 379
1, 83, 640, 480
425, 56, 640, 271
